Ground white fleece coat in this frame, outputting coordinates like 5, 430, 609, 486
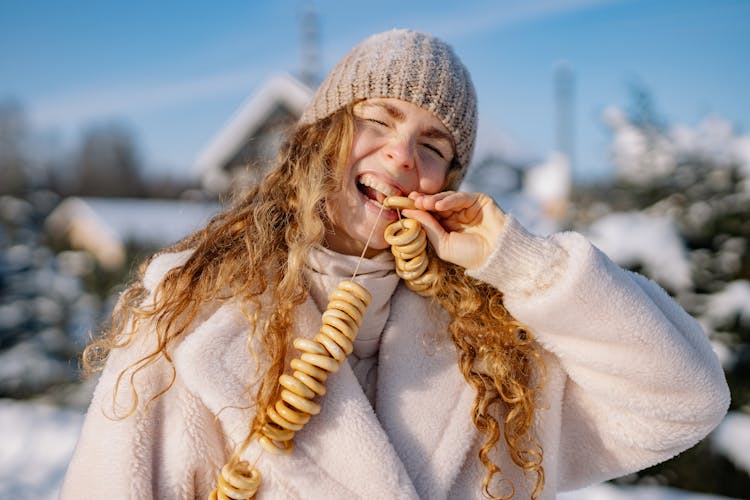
61, 216, 730, 499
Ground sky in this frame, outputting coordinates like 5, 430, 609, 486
1, 0, 748, 182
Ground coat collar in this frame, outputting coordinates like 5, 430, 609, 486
173, 285, 476, 499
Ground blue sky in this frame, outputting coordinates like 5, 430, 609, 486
1, 0, 748, 181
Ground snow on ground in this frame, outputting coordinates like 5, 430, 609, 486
585, 211, 692, 292
560, 483, 737, 500
0, 398, 742, 499
0, 398, 83, 500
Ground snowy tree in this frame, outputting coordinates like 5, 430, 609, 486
568, 88, 750, 497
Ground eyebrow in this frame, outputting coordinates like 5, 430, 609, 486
362, 101, 454, 145
422, 127, 453, 144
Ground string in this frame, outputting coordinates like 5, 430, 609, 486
351, 201, 387, 280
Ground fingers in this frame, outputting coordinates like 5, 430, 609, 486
410, 191, 490, 227
409, 191, 473, 213
400, 208, 448, 257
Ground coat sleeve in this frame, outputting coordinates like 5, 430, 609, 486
61, 251, 226, 500
466, 216, 730, 491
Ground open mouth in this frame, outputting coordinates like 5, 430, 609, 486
356, 174, 402, 209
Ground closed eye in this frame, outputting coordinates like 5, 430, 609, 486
421, 142, 447, 159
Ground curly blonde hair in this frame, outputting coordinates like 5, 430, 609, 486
83, 104, 545, 499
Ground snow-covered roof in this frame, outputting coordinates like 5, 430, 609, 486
45, 197, 221, 269
194, 73, 314, 192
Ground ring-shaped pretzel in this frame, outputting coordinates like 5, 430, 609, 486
235, 280, 371, 498
260, 423, 295, 442
384, 218, 420, 245
290, 358, 328, 381
322, 313, 357, 339
319, 324, 354, 353
329, 289, 367, 315
267, 405, 304, 431
258, 435, 294, 455
279, 374, 315, 399
314, 332, 347, 362
213, 461, 261, 499
275, 400, 311, 425
338, 280, 372, 305
293, 338, 328, 355
293, 370, 326, 396
383, 196, 416, 210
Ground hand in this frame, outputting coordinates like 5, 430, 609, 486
401, 191, 505, 270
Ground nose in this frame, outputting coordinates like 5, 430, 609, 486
382, 134, 415, 170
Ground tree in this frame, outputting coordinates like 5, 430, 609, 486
570, 86, 750, 497
0, 98, 28, 195
74, 122, 144, 197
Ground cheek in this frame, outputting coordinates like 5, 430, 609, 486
326, 181, 358, 227
349, 129, 380, 161
418, 163, 449, 194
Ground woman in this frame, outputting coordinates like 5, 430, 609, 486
62, 29, 729, 499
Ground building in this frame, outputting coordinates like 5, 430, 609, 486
194, 74, 314, 195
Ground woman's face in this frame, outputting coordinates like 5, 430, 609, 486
324, 98, 455, 257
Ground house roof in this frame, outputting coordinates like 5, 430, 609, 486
46, 197, 220, 269
194, 73, 314, 192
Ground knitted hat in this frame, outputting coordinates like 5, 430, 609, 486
300, 29, 477, 178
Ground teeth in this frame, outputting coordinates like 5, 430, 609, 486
358, 174, 400, 198
370, 198, 386, 209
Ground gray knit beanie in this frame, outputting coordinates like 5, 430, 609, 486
300, 29, 477, 177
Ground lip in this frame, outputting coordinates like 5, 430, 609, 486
356, 188, 400, 221
356, 172, 406, 197
354, 172, 404, 221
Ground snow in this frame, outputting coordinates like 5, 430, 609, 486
702, 280, 750, 329
194, 73, 314, 193
585, 211, 692, 292
0, 341, 77, 396
712, 412, 750, 476
560, 483, 736, 500
0, 397, 741, 499
3, 101, 747, 500
524, 151, 571, 209
604, 108, 750, 183
602, 106, 676, 184
45, 197, 220, 269
671, 116, 750, 175
53, 197, 220, 248
0, 399, 83, 500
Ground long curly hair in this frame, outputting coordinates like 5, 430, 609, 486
83, 104, 545, 498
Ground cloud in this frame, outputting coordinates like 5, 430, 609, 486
28, 66, 268, 129
26, 0, 623, 130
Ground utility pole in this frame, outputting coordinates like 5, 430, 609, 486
554, 61, 575, 176
299, 5, 321, 88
